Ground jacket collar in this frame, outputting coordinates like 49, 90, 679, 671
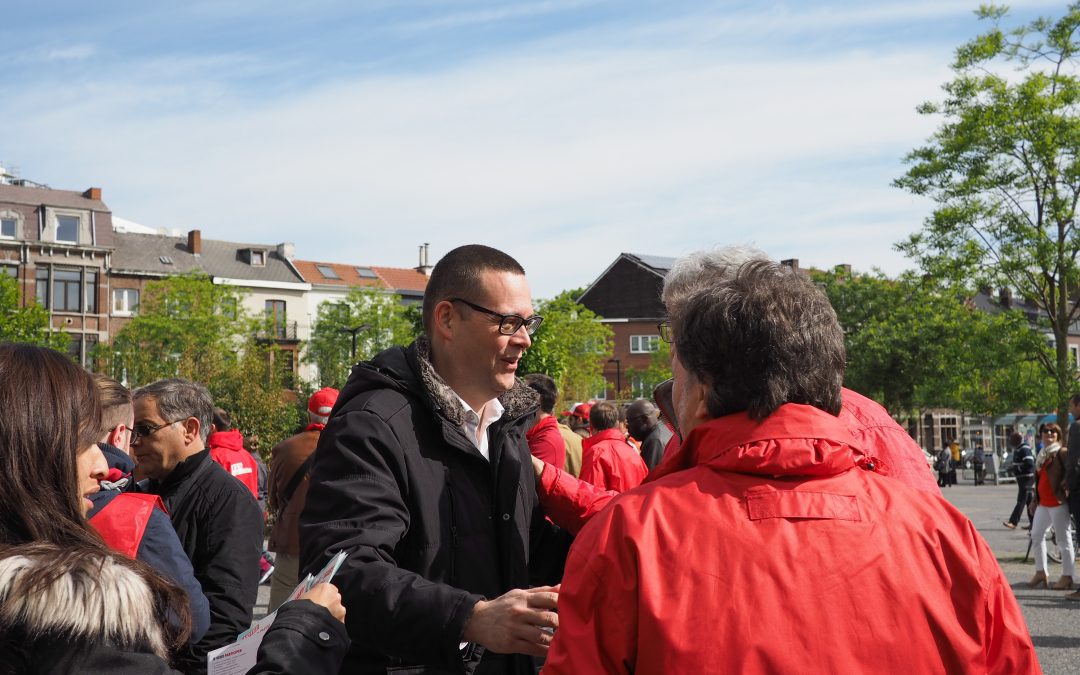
583, 428, 628, 452
660, 404, 858, 479
409, 335, 538, 426
151, 447, 210, 492
526, 414, 559, 440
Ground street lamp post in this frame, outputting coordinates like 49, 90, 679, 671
608, 358, 621, 399
339, 323, 371, 360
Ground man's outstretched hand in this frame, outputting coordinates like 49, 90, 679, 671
462, 585, 560, 656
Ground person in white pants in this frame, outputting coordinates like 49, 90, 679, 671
1028, 423, 1075, 590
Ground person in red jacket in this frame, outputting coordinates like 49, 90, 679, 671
207, 407, 259, 500
522, 373, 566, 470
578, 401, 648, 492
543, 252, 1039, 674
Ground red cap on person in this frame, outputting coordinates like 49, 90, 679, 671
308, 387, 339, 416
572, 403, 592, 419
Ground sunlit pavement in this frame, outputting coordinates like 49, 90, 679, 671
941, 474, 1079, 675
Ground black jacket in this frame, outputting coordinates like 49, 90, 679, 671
0, 546, 348, 675
300, 338, 569, 675
639, 423, 673, 472
1066, 421, 1080, 491
1009, 442, 1035, 478
145, 448, 265, 674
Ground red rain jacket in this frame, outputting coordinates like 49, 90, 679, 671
525, 414, 566, 471
578, 428, 648, 493
208, 429, 259, 499
544, 404, 1039, 675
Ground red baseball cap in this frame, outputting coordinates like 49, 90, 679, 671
308, 387, 339, 416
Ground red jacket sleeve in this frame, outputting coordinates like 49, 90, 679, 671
544, 507, 637, 674
537, 464, 618, 536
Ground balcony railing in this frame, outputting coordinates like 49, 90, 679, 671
257, 320, 298, 341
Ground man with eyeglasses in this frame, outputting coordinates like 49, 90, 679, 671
131, 378, 264, 675
300, 244, 569, 675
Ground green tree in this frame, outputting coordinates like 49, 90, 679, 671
304, 285, 417, 389
816, 268, 1052, 417
895, 3, 1080, 426
0, 273, 68, 351
519, 290, 613, 406
101, 273, 301, 457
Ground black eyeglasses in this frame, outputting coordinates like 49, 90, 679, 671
658, 321, 672, 343
449, 298, 544, 336
131, 419, 184, 444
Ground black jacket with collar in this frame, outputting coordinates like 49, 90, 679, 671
145, 447, 264, 674
299, 337, 569, 675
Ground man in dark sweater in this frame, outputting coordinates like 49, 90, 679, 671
625, 398, 673, 472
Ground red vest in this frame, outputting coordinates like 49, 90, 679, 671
89, 493, 167, 558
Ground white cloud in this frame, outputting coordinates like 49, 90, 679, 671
3, 4, 979, 297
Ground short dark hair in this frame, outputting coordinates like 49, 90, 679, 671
523, 373, 557, 414
1039, 422, 1062, 438
1009, 431, 1024, 446
212, 407, 232, 431
93, 372, 132, 433
590, 401, 620, 431
421, 245, 526, 334
672, 260, 845, 421
133, 379, 214, 443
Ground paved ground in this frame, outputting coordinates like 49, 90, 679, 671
253, 473, 1079, 672
941, 472, 1079, 675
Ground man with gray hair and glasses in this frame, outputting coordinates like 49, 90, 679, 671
542, 253, 1037, 673
132, 378, 264, 674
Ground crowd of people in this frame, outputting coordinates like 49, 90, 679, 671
0, 243, 1052, 673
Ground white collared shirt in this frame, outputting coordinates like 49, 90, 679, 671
452, 392, 504, 461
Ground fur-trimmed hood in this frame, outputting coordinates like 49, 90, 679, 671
344, 335, 538, 427
0, 546, 167, 659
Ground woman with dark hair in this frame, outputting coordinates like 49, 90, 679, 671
0, 344, 349, 673
1028, 422, 1075, 590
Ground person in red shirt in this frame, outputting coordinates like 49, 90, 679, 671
578, 401, 647, 493
207, 408, 259, 500
522, 373, 565, 470
543, 251, 1038, 675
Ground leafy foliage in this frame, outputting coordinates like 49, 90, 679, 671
895, 3, 1080, 425
816, 268, 1053, 417
519, 289, 613, 407
100, 273, 301, 458
304, 285, 418, 389
0, 273, 68, 351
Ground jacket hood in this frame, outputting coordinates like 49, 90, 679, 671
671, 404, 858, 479
208, 428, 246, 452
0, 546, 167, 658
582, 428, 629, 452
340, 335, 539, 426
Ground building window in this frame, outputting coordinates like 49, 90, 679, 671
939, 415, 959, 450
221, 296, 238, 320
355, 266, 378, 279
53, 268, 82, 311
35, 267, 49, 306
112, 288, 140, 315
1071, 345, 1079, 369
266, 300, 287, 339
629, 335, 660, 354
56, 215, 79, 244
316, 264, 339, 279
251, 250, 266, 266
1, 265, 16, 278
0, 217, 16, 239
84, 270, 97, 313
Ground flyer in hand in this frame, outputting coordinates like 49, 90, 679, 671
207, 551, 348, 675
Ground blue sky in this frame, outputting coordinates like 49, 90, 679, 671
0, 1, 1064, 297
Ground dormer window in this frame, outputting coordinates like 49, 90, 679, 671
56, 215, 79, 243
251, 250, 266, 266
316, 264, 339, 279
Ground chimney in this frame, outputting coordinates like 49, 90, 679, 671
835, 263, 852, 277
277, 242, 295, 261
999, 287, 1012, 309
780, 258, 799, 272
187, 229, 201, 256
83, 187, 102, 200
415, 242, 433, 276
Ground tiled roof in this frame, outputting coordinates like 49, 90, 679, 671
294, 260, 428, 294
0, 183, 109, 211
111, 231, 305, 284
